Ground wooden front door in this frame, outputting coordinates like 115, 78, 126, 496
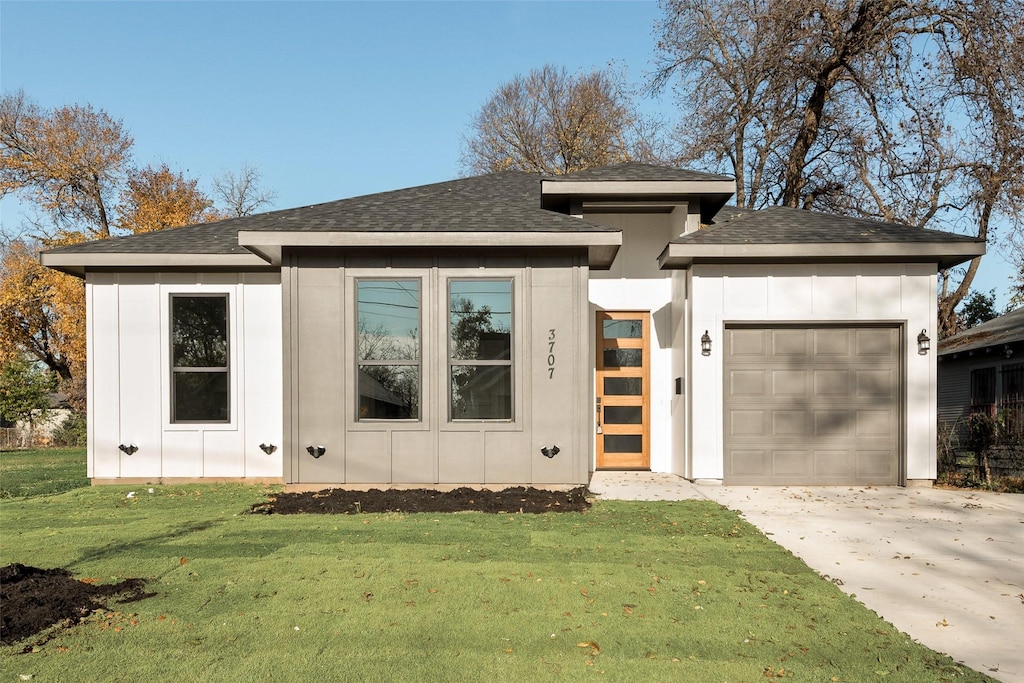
596, 311, 650, 469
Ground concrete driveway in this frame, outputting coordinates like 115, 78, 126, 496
589, 472, 1024, 682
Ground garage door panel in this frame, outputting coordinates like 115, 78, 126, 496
814, 370, 849, 396
729, 410, 766, 435
857, 450, 896, 477
729, 329, 767, 356
813, 328, 851, 355
730, 370, 766, 396
772, 410, 809, 436
856, 409, 894, 436
772, 369, 808, 395
724, 325, 900, 485
814, 450, 854, 477
771, 329, 808, 355
856, 369, 896, 398
730, 449, 768, 476
774, 450, 813, 476
813, 410, 852, 437
856, 328, 898, 357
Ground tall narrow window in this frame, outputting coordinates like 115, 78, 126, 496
449, 279, 513, 420
357, 279, 420, 420
171, 295, 229, 422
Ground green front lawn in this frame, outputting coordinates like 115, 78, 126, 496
0, 484, 992, 682
0, 447, 88, 499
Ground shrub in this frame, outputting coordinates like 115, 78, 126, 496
51, 412, 86, 447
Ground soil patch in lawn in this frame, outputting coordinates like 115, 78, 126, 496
0, 564, 151, 649
249, 485, 591, 515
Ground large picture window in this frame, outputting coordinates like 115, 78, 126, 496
449, 279, 513, 420
171, 295, 229, 422
357, 279, 421, 420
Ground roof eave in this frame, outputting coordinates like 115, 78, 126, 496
658, 241, 985, 269
39, 251, 272, 277
237, 230, 622, 268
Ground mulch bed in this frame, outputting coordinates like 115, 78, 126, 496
0, 564, 151, 650
249, 485, 591, 514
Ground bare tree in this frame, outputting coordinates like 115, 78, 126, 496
652, 0, 1024, 335
211, 163, 276, 217
462, 64, 665, 176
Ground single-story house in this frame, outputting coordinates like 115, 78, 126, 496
938, 306, 1024, 444
41, 163, 984, 487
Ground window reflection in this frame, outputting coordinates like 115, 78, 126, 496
449, 280, 513, 420
357, 280, 420, 420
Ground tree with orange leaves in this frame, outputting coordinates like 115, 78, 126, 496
118, 163, 220, 234
1, 91, 269, 406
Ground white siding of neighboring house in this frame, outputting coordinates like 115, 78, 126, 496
86, 272, 282, 481
687, 263, 939, 482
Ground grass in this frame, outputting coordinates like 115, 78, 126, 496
0, 447, 89, 499
0, 483, 994, 682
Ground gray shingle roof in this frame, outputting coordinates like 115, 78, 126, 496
44, 170, 613, 257
545, 162, 733, 183
674, 206, 983, 245
938, 307, 1024, 356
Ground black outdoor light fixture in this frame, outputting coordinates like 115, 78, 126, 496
700, 330, 712, 356
306, 445, 326, 458
118, 443, 138, 455
259, 443, 277, 455
917, 329, 930, 355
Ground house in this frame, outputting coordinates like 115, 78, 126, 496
937, 307, 1024, 447
40, 163, 984, 487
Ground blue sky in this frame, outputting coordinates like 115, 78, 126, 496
0, 1, 1014, 306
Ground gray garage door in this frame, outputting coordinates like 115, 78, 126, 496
723, 326, 901, 485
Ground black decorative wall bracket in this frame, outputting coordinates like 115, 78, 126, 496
306, 445, 326, 459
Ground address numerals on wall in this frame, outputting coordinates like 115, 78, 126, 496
547, 328, 556, 379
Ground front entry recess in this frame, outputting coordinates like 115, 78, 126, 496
596, 311, 650, 469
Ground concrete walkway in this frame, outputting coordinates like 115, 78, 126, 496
589, 471, 1024, 683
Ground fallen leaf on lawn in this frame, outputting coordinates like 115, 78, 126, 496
180, 557, 188, 565
623, 606, 634, 615
428, 588, 439, 593
577, 641, 601, 655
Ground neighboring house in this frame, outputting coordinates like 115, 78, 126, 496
937, 307, 1024, 445
1, 393, 73, 449
41, 163, 983, 487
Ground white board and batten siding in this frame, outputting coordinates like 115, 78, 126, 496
688, 263, 938, 483
86, 272, 283, 481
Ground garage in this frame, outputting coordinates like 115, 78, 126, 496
723, 325, 902, 485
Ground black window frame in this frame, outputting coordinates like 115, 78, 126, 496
170, 294, 230, 424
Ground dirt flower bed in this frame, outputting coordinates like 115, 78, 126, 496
0, 564, 150, 649
249, 485, 591, 515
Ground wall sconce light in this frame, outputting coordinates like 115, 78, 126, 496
917, 329, 930, 355
540, 445, 560, 459
700, 330, 712, 356
259, 443, 277, 455
1005, 345, 1014, 359
306, 445, 326, 459
118, 443, 138, 455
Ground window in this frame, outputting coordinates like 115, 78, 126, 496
357, 279, 420, 420
970, 367, 996, 416
449, 279, 513, 420
171, 295, 229, 422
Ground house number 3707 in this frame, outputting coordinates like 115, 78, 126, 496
547, 329, 556, 379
